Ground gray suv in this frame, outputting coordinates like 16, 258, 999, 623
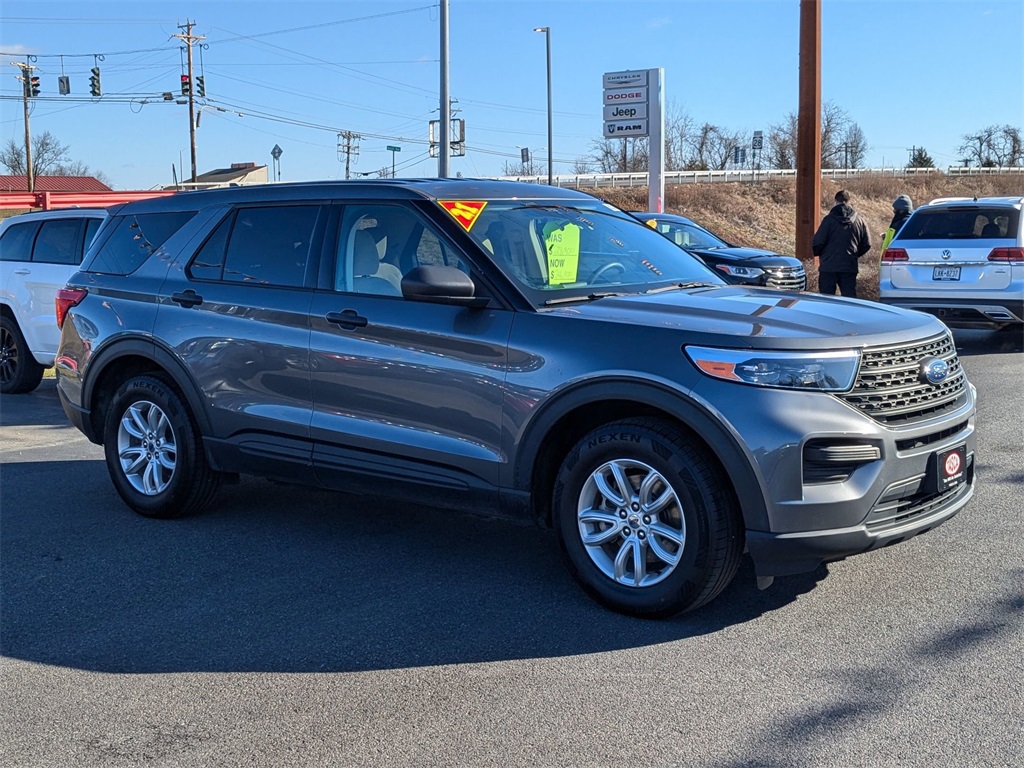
56, 180, 977, 617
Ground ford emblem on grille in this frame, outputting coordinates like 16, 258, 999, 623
919, 356, 949, 385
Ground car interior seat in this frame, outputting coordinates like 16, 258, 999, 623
352, 229, 402, 296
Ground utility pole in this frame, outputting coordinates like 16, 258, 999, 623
795, 0, 821, 270
439, 0, 451, 177
171, 21, 205, 184
338, 131, 361, 179
12, 60, 35, 192
907, 146, 917, 166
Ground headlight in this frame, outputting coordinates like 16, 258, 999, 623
714, 264, 764, 278
684, 346, 860, 391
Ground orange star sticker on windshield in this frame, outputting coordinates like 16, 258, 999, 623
438, 200, 487, 232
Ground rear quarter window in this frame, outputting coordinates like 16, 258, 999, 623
87, 211, 197, 275
897, 207, 1020, 240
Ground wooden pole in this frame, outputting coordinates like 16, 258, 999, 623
796, 0, 821, 269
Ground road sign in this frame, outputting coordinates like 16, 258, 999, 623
752, 131, 763, 150
605, 120, 648, 138
387, 145, 401, 152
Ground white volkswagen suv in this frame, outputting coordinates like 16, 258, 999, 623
879, 196, 1023, 330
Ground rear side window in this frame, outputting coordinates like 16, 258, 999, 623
88, 211, 196, 275
897, 207, 1020, 240
188, 205, 319, 288
32, 219, 82, 265
0, 221, 39, 262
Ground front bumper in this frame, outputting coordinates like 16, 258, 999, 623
691, 374, 977, 579
746, 467, 973, 577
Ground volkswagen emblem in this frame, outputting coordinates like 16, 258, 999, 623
919, 357, 949, 385
941, 249, 952, 260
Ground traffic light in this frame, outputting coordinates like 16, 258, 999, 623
29, 76, 40, 97
180, 74, 191, 96
196, 76, 205, 98
89, 67, 101, 97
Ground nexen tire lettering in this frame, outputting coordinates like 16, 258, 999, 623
587, 433, 642, 449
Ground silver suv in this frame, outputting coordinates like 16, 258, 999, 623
879, 196, 1024, 329
55, 180, 977, 617
0, 208, 107, 393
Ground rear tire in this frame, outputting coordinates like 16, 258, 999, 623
0, 315, 45, 394
102, 375, 221, 519
553, 418, 743, 618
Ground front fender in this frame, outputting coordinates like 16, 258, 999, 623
510, 377, 769, 532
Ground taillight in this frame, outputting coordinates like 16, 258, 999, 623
987, 247, 1024, 262
55, 287, 87, 329
881, 248, 909, 263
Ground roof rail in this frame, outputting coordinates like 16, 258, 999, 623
927, 197, 974, 205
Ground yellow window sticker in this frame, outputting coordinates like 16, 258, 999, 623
542, 222, 581, 285
438, 200, 487, 232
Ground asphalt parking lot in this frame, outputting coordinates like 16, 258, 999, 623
1, 328, 1021, 768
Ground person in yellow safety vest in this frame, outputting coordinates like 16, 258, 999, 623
880, 195, 914, 257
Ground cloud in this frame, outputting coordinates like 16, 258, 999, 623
2, 44, 34, 55
647, 17, 672, 30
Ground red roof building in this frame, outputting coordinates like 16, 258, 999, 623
0, 175, 112, 193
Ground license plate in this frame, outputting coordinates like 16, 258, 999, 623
930, 444, 967, 493
932, 266, 961, 281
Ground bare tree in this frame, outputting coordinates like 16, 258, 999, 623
957, 125, 1022, 167
571, 156, 594, 174
501, 157, 543, 176
766, 113, 798, 169
819, 101, 850, 168
589, 137, 648, 173
765, 103, 865, 169
842, 124, 867, 168
0, 130, 108, 182
663, 102, 694, 171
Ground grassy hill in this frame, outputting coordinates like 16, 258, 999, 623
596, 173, 1023, 299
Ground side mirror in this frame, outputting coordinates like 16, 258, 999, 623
401, 265, 488, 308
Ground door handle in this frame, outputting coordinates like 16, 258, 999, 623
13, 269, 30, 275
170, 290, 203, 308
325, 309, 368, 330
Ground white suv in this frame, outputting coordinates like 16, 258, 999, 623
0, 208, 108, 393
879, 196, 1023, 330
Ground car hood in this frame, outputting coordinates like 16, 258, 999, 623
687, 246, 801, 267
545, 285, 945, 349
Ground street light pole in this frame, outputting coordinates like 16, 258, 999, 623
534, 26, 553, 185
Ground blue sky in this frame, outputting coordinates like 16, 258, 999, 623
2, 0, 1022, 190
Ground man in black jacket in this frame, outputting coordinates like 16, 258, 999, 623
812, 190, 872, 298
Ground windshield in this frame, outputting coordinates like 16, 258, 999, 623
643, 216, 729, 249
456, 200, 723, 305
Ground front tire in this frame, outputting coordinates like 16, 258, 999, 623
103, 375, 221, 519
553, 418, 742, 618
0, 315, 45, 394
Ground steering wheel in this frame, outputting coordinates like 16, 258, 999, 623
588, 262, 626, 284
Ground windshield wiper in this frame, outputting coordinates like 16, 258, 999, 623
543, 292, 623, 306
644, 282, 720, 294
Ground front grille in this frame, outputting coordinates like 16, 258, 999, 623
764, 266, 806, 291
839, 332, 967, 424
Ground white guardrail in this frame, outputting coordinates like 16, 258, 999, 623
499, 166, 1024, 189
